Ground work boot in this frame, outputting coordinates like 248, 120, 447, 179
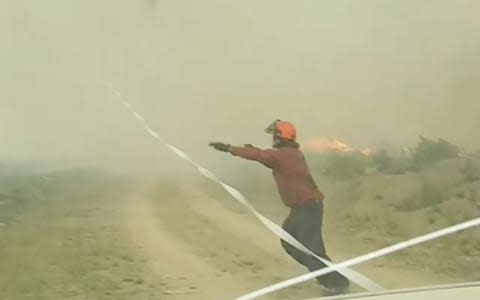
322, 285, 349, 297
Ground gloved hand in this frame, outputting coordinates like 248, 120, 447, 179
209, 142, 231, 152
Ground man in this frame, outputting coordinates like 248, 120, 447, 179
209, 120, 350, 295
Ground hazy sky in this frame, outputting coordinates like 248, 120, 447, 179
1, 0, 479, 172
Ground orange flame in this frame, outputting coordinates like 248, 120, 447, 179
304, 138, 372, 156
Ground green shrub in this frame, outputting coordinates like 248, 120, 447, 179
370, 149, 393, 172
409, 136, 460, 170
323, 152, 368, 180
461, 160, 480, 183
396, 182, 446, 211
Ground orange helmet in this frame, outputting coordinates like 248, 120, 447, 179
265, 119, 297, 141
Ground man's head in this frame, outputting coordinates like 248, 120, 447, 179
265, 120, 298, 148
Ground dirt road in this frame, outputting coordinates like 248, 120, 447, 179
123, 179, 462, 300
0, 173, 473, 300
124, 180, 323, 300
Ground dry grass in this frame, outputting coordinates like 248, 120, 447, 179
0, 172, 162, 300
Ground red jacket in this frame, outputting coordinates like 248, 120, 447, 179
229, 145, 324, 207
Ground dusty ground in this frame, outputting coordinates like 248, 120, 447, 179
0, 164, 478, 300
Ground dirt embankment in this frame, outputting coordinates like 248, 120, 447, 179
323, 158, 480, 281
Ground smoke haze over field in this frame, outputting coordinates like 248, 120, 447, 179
1, 0, 480, 173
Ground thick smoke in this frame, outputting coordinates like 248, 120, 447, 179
1, 0, 479, 174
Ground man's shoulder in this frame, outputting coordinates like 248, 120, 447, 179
276, 147, 305, 161
278, 146, 302, 154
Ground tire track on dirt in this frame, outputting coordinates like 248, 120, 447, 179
125, 181, 326, 299
125, 183, 279, 299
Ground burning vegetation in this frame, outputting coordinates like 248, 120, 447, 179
304, 136, 475, 180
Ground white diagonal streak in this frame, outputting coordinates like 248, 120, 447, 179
235, 217, 480, 300
104, 82, 384, 293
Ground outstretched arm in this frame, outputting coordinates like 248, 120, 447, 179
229, 146, 277, 168
209, 142, 277, 168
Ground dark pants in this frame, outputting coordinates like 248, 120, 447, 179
281, 199, 350, 290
